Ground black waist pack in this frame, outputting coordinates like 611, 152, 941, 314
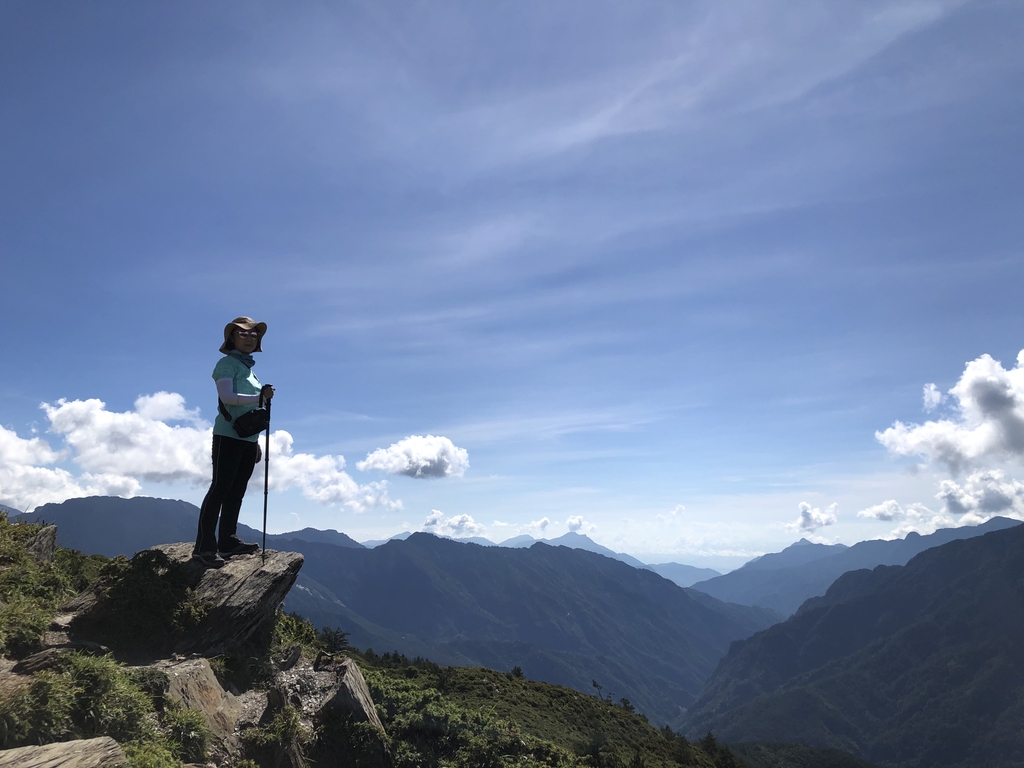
218, 398, 270, 438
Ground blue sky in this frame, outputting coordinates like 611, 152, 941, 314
2, 1, 1023, 569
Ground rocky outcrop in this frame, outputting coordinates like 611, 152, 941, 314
155, 544, 299, 659
23, 524, 57, 564
155, 544, 304, 656
154, 657, 242, 741
63, 544, 303, 659
275, 654, 387, 735
0, 736, 126, 768
3, 529, 393, 768
261, 654, 392, 768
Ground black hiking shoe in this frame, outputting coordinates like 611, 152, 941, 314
219, 536, 260, 557
192, 550, 226, 568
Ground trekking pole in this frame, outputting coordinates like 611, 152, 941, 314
262, 393, 271, 565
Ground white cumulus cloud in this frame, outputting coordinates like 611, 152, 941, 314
422, 510, 485, 537
877, 352, 1024, 473
527, 517, 551, 533
265, 430, 398, 513
935, 469, 1024, 524
794, 502, 837, 532
566, 515, 585, 532
0, 421, 145, 513
857, 499, 905, 521
0, 393, 397, 514
357, 435, 469, 478
43, 396, 211, 484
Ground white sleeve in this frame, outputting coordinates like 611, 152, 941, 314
216, 378, 261, 406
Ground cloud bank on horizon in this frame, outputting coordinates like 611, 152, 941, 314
0, 393, 467, 514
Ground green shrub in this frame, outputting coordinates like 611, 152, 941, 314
127, 668, 171, 711
318, 625, 350, 653
242, 705, 309, 766
0, 517, 108, 659
51, 548, 109, 594
162, 700, 209, 762
123, 741, 180, 768
244, 705, 308, 749
273, 609, 321, 654
87, 551, 208, 653
310, 713, 390, 768
0, 597, 51, 657
0, 652, 156, 748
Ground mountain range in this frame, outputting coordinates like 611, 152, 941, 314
689, 518, 1022, 615
276, 532, 778, 726
20, 496, 364, 555
20, 497, 718, 589
19, 495, 773, 726
684, 523, 1024, 767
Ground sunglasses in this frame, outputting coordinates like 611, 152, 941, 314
235, 330, 259, 338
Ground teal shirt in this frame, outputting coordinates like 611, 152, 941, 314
212, 355, 263, 442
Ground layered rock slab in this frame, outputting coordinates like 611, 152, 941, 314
156, 544, 303, 656
0, 736, 126, 768
153, 657, 242, 741
63, 544, 303, 658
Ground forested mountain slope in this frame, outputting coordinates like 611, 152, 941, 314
280, 532, 778, 726
684, 524, 1024, 767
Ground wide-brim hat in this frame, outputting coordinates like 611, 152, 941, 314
220, 316, 267, 354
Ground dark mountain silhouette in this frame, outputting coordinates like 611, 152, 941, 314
443, 535, 497, 546
271, 526, 364, 548
742, 539, 849, 570
443, 531, 720, 585
24, 496, 208, 556
685, 523, 1024, 767
275, 533, 778, 726
20, 495, 358, 556
645, 562, 721, 588
0, 503, 23, 518
690, 517, 1022, 615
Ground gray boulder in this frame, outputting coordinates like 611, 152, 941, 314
237, 654, 391, 768
153, 657, 242, 741
23, 525, 57, 564
0, 736, 126, 768
274, 654, 387, 735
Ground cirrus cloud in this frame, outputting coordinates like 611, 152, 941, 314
357, 434, 469, 478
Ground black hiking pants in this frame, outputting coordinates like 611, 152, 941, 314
195, 434, 258, 553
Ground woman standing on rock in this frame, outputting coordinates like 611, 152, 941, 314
193, 316, 275, 568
